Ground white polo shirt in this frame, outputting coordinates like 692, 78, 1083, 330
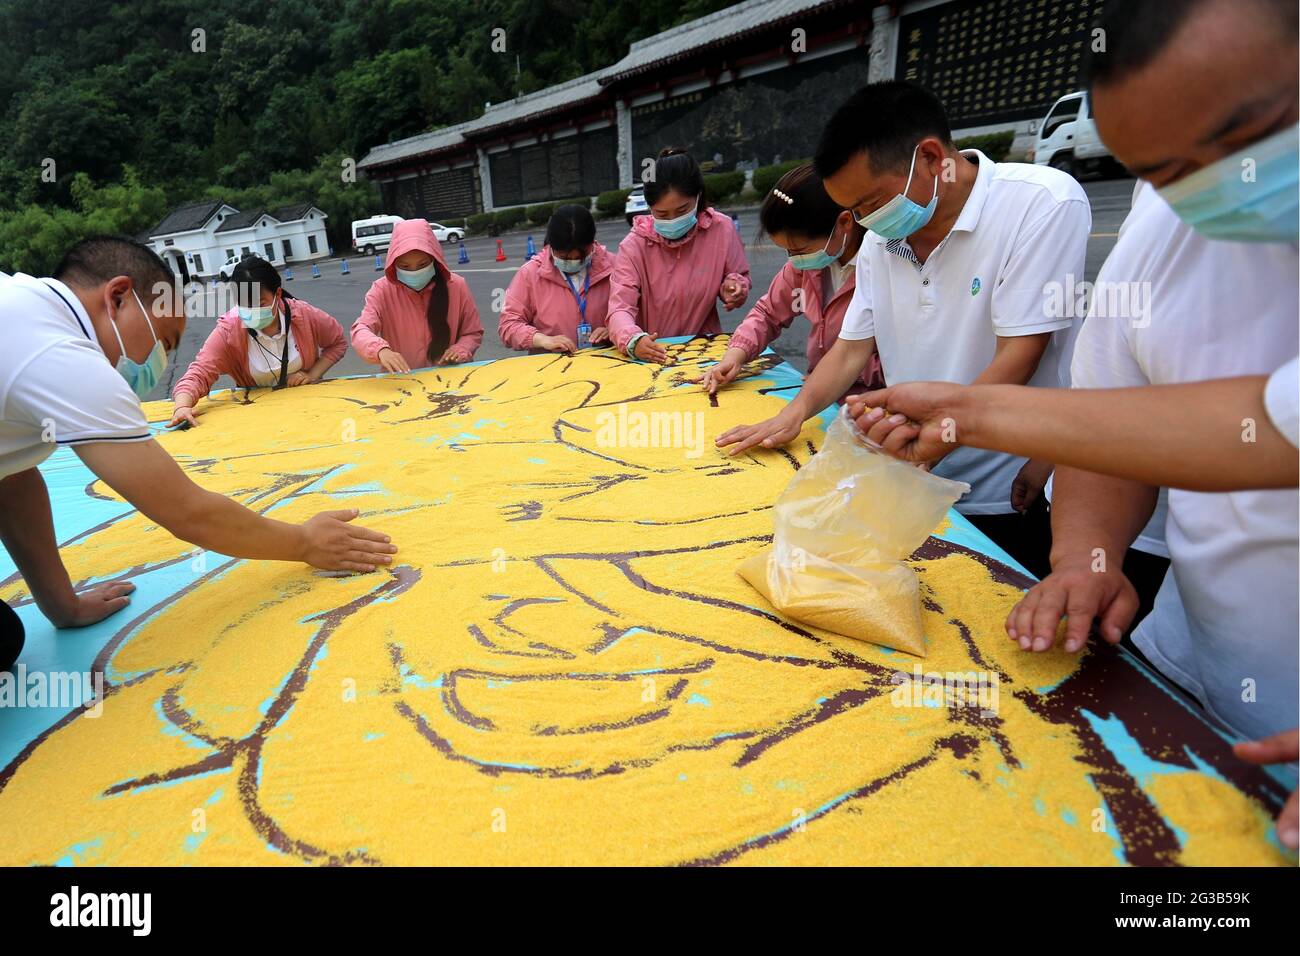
1068, 180, 1169, 558
0, 273, 151, 480
1071, 182, 1298, 742
839, 150, 1091, 514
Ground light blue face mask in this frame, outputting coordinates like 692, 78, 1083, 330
238, 301, 277, 329
653, 201, 698, 240
1157, 123, 1299, 243
110, 289, 168, 399
856, 144, 938, 239
396, 261, 438, 290
552, 251, 591, 274
789, 225, 849, 271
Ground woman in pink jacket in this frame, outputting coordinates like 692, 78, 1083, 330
699, 164, 883, 402
606, 147, 751, 365
498, 204, 617, 354
169, 256, 347, 427
351, 218, 483, 373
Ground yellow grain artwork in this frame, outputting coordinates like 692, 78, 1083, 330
0, 337, 1289, 866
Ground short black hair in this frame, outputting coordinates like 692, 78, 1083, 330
545, 203, 597, 253
814, 81, 953, 179
1087, 0, 1297, 88
54, 235, 173, 302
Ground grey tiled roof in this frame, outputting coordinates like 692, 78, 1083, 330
357, 119, 479, 171
472, 71, 606, 134
269, 202, 319, 222
215, 209, 270, 233
600, 0, 840, 83
356, 0, 841, 173
148, 200, 225, 237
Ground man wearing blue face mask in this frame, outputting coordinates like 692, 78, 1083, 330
0, 236, 397, 669
718, 81, 1091, 578
842, 0, 1300, 849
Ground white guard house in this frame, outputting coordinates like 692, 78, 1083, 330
145, 200, 330, 281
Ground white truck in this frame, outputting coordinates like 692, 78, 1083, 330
1033, 91, 1118, 178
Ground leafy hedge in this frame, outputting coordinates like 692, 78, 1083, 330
525, 202, 556, 225
466, 212, 494, 234
704, 170, 745, 204
597, 188, 632, 217
954, 130, 1016, 162
751, 159, 809, 199
491, 206, 526, 231
524, 197, 589, 225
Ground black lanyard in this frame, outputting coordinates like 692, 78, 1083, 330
248, 299, 291, 389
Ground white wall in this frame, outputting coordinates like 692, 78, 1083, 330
153, 208, 330, 277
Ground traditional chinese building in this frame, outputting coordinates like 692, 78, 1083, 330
357, 0, 1106, 222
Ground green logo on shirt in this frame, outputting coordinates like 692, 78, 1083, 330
971, 277, 982, 296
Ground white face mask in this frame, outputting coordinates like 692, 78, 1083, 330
396, 262, 438, 290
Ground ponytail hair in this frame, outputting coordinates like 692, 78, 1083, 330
424, 260, 452, 365
643, 147, 710, 211
758, 164, 851, 242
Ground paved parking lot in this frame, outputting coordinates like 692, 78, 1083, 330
150, 175, 1137, 402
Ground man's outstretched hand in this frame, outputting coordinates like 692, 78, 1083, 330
49, 580, 137, 629
299, 509, 397, 573
845, 382, 970, 464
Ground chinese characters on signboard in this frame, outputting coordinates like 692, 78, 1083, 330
899, 0, 1105, 127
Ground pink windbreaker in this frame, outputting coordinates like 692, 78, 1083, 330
172, 297, 346, 400
498, 243, 618, 353
605, 206, 751, 353
351, 218, 484, 368
729, 259, 884, 398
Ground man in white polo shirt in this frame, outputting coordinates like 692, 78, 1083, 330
716, 80, 1090, 579
844, 0, 1299, 847
0, 236, 397, 671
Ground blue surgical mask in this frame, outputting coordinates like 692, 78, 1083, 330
789, 227, 849, 271
396, 262, 438, 290
1157, 123, 1299, 243
110, 289, 168, 399
856, 144, 938, 239
653, 201, 698, 240
552, 252, 591, 274
238, 302, 276, 329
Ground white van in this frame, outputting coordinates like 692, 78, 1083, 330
1033, 91, 1117, 177
351, 215, 403, 256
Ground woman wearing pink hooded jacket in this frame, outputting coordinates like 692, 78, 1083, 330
698, 164, 884, 402
351, 218, 483, 373
499, 204, 618, 354
170, 256, 347, 427
606, 148, 751, 365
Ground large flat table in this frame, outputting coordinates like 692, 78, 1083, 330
0, 336, 1291, 865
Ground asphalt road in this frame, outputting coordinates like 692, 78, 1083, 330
151, 174, 1137, 401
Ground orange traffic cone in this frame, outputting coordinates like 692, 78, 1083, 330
494, 239, 507, 262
